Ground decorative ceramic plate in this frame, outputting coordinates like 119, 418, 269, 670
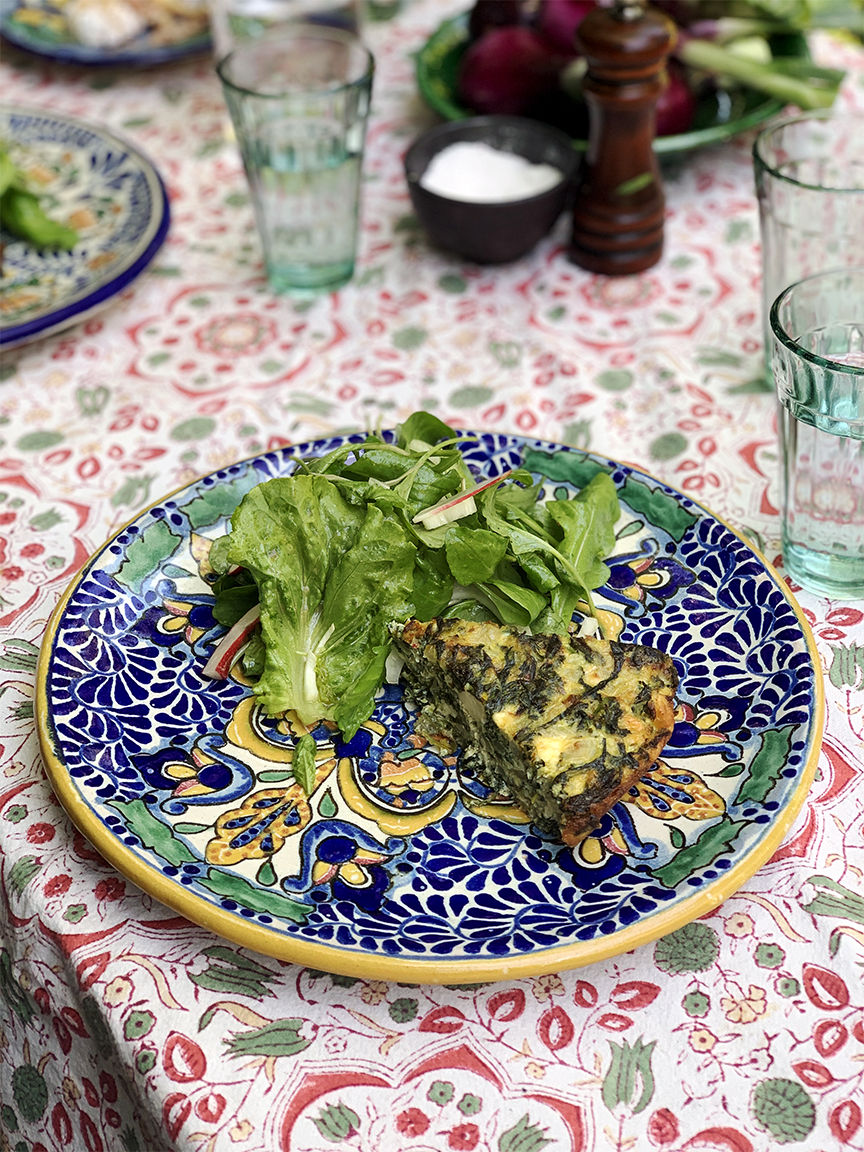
0, 0, 210, 66
0, 105, 170, 348
416, 13, 807, 156
36, 432, 823, 983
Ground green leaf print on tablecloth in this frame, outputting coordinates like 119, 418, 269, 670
828, 643, 864, 690
312, 1102, 361, 1141
171, 417, 216, 441
602, 1037, 656, 1114
8, 855, 42, 898
596, 369, 632, 392
392, 327, 427, 350
12, 1065, 48, 1125
750, 1078, 816, 1143
76, 385, 110, 417
389, 997, 419, 1023
15, 430, 64, 452
112, 475, 155, 509
223, 1018, 312, 1058
450, 386, 493, 408
801, 875, 864, 955
0, 952, 37, 1024
650, 433, 687, 461
653, 922, 720, 974
802, 874, 864, 923
0, 639, 38, 672
190, 946, 282, 999
28, 508, 63, 531
499, 1113, 554, 1152
681, 989, 710, 1017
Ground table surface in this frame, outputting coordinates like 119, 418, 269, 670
2, 5, 863, 1150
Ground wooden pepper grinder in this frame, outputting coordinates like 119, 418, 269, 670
568, 0, 677, 275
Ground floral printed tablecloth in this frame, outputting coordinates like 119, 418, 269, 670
1, 4, 863, 1150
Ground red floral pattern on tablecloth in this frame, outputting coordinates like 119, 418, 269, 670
1, 6, 863, 1150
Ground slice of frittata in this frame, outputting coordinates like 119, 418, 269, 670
393, 617, 678, 846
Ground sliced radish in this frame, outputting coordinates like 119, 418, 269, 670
418, 495, 477, 531
202, 604, 261, 680
413, 470, 513, 530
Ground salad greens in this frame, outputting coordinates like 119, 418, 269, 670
660, 0, 861, 111
210, 412, 621, 740
0, 144, 78, 252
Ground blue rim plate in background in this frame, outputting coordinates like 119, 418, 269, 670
0, 105, 170, 348
36, 432, 823, 983
0, 0, 210, 65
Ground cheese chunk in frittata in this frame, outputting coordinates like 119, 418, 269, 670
393, 618, 678, 846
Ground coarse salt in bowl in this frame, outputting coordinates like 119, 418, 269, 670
419, 140, 565, 203
404, 115, 578, 264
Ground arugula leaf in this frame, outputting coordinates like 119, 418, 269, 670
411, 543, 454, 619
397, 411, 457, 448
341, 446, 418, 484
517, 550, 560, 594
300, 443, 364, 475
543, 472, 620, 629
392, 439, 473, 513
547, 472, 619, 589
477, 485, 558, 559
211, 570, 258, 627
491, 469, 544, 512
449, 599, 498, 623
444, 523, 508, 586
477, 579, 548, 627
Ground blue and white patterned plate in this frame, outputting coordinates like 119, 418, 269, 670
0, 0, 210, 66
36, 432, 823, 983
0, 105, 169, 348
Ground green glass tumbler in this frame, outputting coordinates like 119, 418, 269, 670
754, 110, 864, 379
218, 24, 374, 297
770, 267, 864, 599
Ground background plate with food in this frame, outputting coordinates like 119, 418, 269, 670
0, 105, 169, 348
36, 427, 823, 983
0, 0, 210, 64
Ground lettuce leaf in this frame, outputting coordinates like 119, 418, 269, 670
224, 475, 414, 738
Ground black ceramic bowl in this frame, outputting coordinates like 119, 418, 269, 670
404, 115, 578, 265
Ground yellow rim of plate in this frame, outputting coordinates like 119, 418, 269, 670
35, 445, 825, 985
